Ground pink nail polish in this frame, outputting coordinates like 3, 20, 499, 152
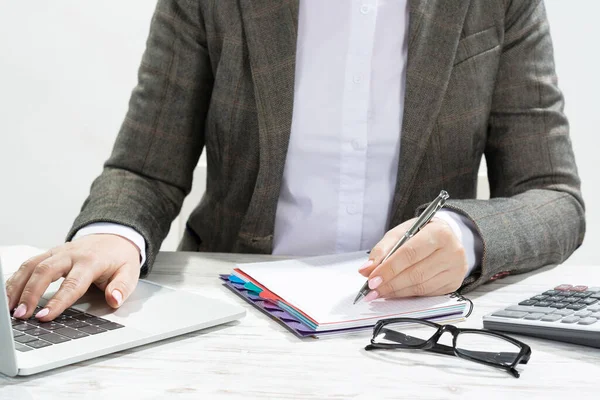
369, 276, 383, 290
35, 308, 49, 319
359, 260, 374, 271
13, 303, 27, 319
364, 291, 379, 302
112, 290, 123, 306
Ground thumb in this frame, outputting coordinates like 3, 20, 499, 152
105, 264, 139, 308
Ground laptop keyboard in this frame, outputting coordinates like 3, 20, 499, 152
11, 306, 124, 352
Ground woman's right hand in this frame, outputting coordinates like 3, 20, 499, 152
5, 234, 141, 322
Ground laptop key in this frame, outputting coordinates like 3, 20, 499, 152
86, 317, 110, 326
12, 329, 24, 337
53, 315, 71, 323
38, 333, 71, 344
72, 313, 95, 321
62, 319, 91, 329
62, 308, 84, 317
102, 322, 124, 331
27, 340, 52, 349
28, 328, 51, 337
15, 334, 38, 344
15, 343, 33, 352
54, 327, 89, 339
78, 325, 108, 335
38, 322, 63, 331
11, 317, 24, 326
13, 323, 37, 332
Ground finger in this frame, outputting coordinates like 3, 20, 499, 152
375, 250, 450, 298
37, 264, 95, 321
13, 253, 73, 319
105, 263, 140, 308
5, 250, 54, 311
387, 270, 457, 299
359, 219, 417, 277
367, 222, 448, 291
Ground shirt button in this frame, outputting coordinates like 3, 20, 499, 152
360, 4, 371, 14
353, 75, 362, 84
347, 204, 360, 215
351, 140, 365, 150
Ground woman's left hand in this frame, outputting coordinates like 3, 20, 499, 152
358, 217, 468, 301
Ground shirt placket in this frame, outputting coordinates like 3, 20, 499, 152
336, 0, 378, 252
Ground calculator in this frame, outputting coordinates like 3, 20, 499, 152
482, 284, 600, 348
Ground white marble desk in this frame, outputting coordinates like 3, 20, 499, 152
1, 250, 600, 400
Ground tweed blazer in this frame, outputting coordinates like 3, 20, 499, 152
68, 0, 585, 293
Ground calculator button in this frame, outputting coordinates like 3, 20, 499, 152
573, 292, 592, 298
545, 296, 562, 303
574, 310, 592, 317
552, 309, 575, 316
531, 295, 548, 301
549, 302, 568, 309
591, 292, 600, 299
555, 284, 573, 291
590, 312, 600, 319
541, 314, 562, 322
524, 313, 545, 320
587, 304, 600, 312
578, 317, 598, 325
563, 297, 580, 303
518, 300, 538, 306
566, 303, 587, 310
587, 287, 600, 292
492, 310, 528, 319
571, 285, 588, 292
543, 290, 560, 296
506, 305, 556, 314
561, 316, 581, 323
579, 298, 598, 306
534, 301, 552, 307
555, 291, 571, 297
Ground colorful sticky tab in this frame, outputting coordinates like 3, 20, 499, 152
228, 274, 246, 284
243, 281, 263, 294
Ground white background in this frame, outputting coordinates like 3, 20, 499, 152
0, 1, 597, 264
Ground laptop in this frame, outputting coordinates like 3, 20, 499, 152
0, 256, 245, 377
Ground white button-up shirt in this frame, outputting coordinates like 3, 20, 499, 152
76, 0, 482, 275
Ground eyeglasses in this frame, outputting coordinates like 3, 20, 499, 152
365, 318, 532, 378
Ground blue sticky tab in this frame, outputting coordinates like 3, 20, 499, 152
244, 281, 263, 294
228, 274, 246, 284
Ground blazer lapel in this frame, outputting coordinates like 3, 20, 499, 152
388, 0, 471, 228
237, 0, 299, 250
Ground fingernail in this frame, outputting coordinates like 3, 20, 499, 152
35, 308, 49, 319
369, 276, 383, 290
112, 290, 123, 306
359, 260, 374, 271
13, 303, 27, 318
364, 290, 379, 302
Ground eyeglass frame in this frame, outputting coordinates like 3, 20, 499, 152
365, 318, 532, 378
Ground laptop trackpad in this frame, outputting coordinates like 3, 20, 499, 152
42, 280, 193, 334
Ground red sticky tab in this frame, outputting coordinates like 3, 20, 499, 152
554, 284, 573, 291
571, 285, 588, 292
259, 290, 279, 301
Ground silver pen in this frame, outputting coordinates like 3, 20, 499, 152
353, 190, 450, 304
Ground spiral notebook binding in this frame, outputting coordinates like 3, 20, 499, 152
449, 292, 474, 318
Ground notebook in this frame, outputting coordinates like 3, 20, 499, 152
222, 252, 470, 337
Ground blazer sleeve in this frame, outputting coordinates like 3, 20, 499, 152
66, 0, 213, 275
442, 0, 585, 292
